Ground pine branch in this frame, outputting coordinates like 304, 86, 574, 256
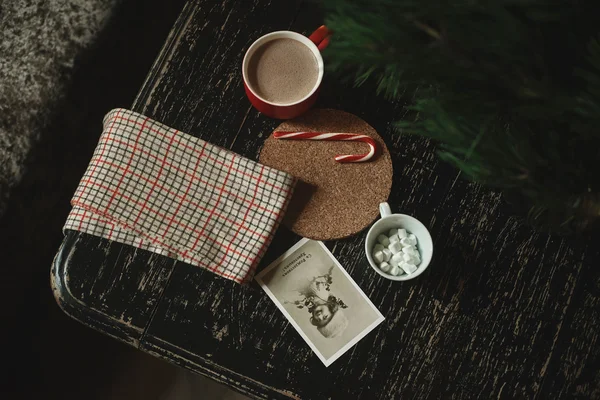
323, 0, 600, 231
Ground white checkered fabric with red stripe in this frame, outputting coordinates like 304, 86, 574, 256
64, 108, 296, 283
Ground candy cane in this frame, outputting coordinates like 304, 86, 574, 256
272, 131, 377, 163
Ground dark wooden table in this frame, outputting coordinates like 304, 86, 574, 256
51, 1, 600, 398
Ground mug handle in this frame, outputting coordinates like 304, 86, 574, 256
308, 25, 332, 51
379, 202, 392, 218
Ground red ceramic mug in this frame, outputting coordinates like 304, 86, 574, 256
242, 26, 331, 119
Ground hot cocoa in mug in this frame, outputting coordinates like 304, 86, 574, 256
242, 26, 330, 119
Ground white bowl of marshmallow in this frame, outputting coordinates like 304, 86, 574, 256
365, 203, 433, 281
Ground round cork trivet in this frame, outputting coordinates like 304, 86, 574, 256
259, 109, 393, 240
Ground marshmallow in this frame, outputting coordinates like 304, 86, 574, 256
389, 265, 401, 276
373, 250, 385, 263
388, 241, 403, 254
404, 235, 417, 246
402, 252, 419, 264
379, 227, 420, 269
392, 252, 404, 265
398, 262, 410, 274
377, 234, 390, 247
399, 262, 417, 274
379, 261, 391, 273
382, 248, 392, 262
402, 246, 417, 255
401, 237, 416, 247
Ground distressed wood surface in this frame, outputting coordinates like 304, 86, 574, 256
52, 0, 600, 398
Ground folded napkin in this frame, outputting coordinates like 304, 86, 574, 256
65, 108, 296, 283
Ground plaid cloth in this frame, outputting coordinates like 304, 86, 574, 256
65, 108, 296, 283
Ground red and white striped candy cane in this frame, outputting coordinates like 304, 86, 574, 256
272, 131, 377, 163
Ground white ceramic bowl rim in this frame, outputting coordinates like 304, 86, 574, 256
365, 208, 433, 281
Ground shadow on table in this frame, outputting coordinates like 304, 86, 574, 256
1, 1, 187, 399
283, 179, 317, 227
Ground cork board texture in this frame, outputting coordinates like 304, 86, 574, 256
259, 109, 393, 240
